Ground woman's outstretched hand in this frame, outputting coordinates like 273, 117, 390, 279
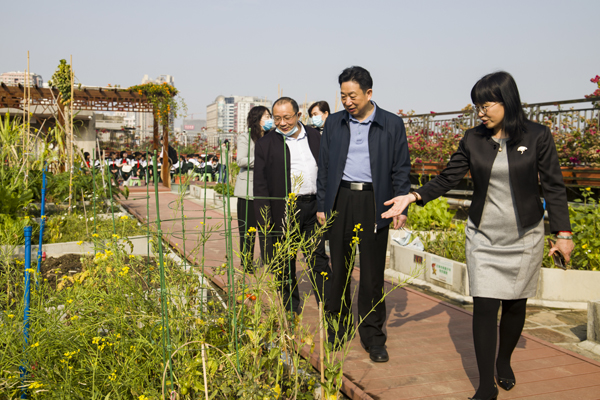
382, 194, 415, 220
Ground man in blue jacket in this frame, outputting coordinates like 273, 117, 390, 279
316, 66, 411, 362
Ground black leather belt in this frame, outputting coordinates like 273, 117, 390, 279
340, 180, 373, 191
296, 194, 316, 202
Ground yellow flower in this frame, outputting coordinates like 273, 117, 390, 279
77, 241, 83, 246
70, 315, 79, 321
108, 370, 117, 381
586, 187, 591, 191
92, 337, 101, 345
67, 299, 73, 304
112, 234, 119, 239
31, 342, 39, 348
353, 223, 363, 232
139, 395, 149, 400
28, 382, 43, 389
582, 244, 588, 249
247, 226, 257, 234
120, 215, 129, 220
129, 255, 135, 259
7, 314, 14, 319
118, 266, 130, 277
92, 233, 99, 238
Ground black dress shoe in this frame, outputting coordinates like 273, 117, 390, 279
360, 340, 389, 362
468, 385, 498, 400
497, 376, 516, 391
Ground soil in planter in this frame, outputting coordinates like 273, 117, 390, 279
41, 254, 159, 290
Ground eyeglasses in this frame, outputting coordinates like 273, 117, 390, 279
273, 114, 298, 123
474, 102, 501, 115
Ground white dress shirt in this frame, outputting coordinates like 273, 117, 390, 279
286, 125, 318, 195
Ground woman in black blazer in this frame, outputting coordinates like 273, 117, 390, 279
382, 72, 574, 400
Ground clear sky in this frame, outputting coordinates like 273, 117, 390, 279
2, 0, 598, 120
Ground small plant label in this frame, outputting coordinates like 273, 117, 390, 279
430, 256, 453, 285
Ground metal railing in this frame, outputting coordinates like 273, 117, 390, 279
402, 97, 600, 137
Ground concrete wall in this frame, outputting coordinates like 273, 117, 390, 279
7, 236, 151, 258
588, 300, 600, 343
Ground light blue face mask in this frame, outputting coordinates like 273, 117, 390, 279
311, 115, 324, 128
261, 118, 274, 131
276, 125, 298, 138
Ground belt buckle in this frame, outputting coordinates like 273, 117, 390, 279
350, 182, 363, 191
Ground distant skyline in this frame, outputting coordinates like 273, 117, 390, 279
1, 0, 598, 122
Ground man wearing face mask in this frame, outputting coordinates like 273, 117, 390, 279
254, 97, 331, 315
308, 101, 331, 135
316, 66, 411, 362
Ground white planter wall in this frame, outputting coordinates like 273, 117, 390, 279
389, 241, 600, 309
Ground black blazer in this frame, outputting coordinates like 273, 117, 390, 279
316, 105, 412, 230
416, 120, 571, 233
254, 124, 321, 233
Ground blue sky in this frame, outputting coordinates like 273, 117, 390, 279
2, 0, 598, 120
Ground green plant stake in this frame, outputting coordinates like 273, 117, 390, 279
92, 153, 98, 254
106, 168, 117, 236
152, 150, 175, 394
145, 153, 151, 282
222, 140, 240, 371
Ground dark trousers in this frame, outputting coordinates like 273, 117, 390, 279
237, 198, 265, 270
264, 198, 331, 314
327, 186, 389, 347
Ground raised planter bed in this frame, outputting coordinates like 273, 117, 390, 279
389, 241, 600, 309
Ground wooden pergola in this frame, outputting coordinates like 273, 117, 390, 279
0, 82, 173, 187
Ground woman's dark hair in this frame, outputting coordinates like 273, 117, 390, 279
247, 105, 271, 143
471, 71, 528, 143
338, 66, 373, 92
83, 152, 90, 160
308, 101, 331, 116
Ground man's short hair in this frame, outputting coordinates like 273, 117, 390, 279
272, 97, 299, 114
338, 66, 373, 93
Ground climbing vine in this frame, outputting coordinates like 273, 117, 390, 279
128, 82, 186, 125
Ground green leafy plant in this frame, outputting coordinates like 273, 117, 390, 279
542, 187, 600, 270
213, 183, 234, 196
407, 197, 456, 231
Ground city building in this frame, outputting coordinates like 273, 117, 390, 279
206, 95, 271, 146
178, 119, 207, 148
1, 71, 43, 87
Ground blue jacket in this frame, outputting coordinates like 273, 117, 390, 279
317, 105, 411, 231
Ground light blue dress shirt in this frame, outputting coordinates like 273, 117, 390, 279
342, 102, 376, 182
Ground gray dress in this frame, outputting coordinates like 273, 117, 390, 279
465, 138, 545, 299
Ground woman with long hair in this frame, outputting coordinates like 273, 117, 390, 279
234, 105, 273, 272
382, 71, 574, 400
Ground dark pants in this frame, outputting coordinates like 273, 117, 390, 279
264, 198, 331, 314
237, 198, 265, 270
327, 186, 389, 347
